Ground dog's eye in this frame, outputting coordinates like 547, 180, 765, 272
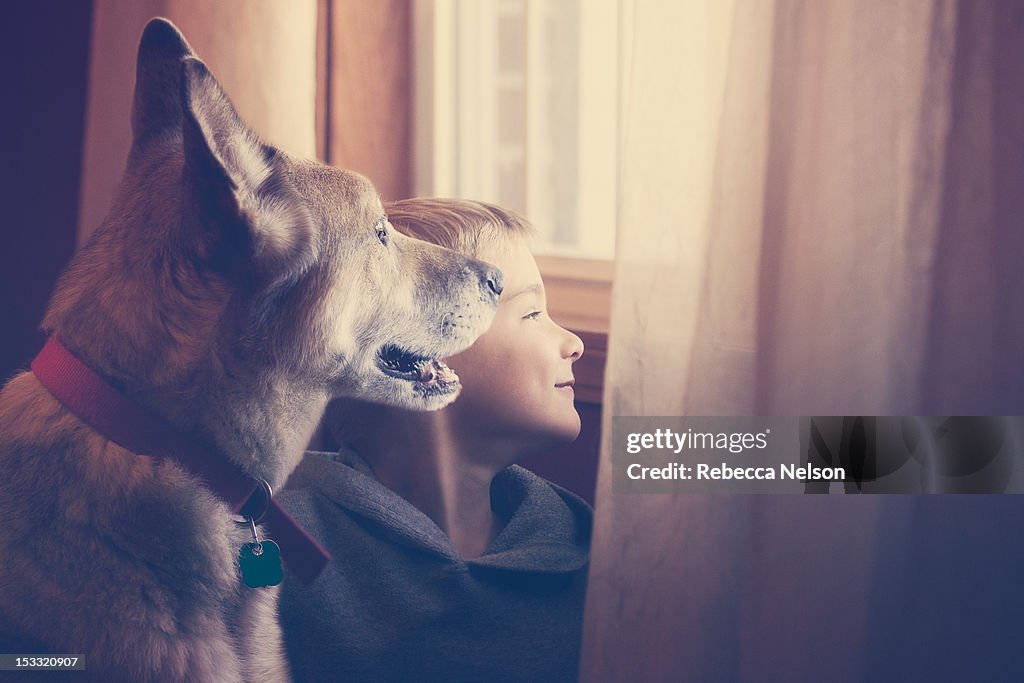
376, 222, 389, 247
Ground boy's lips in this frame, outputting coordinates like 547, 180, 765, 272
555, 379, 575, 389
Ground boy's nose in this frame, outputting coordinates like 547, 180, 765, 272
563, 328, 584, 361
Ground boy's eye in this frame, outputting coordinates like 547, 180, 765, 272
523, 310, 542, 321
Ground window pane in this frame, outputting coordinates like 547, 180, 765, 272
417, 0, 618, 259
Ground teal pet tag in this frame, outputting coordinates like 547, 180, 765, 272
236, 482, 283, 588
239, 539, 283, 588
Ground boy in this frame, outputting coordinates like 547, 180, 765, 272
278, 198, 591, 682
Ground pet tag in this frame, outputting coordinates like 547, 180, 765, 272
238, 516, 283, 588
239, 540, 283, 588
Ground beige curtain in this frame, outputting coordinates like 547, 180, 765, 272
583, 0, 1024, 680
78, 0, 317, 245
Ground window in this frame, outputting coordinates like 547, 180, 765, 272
319, 0, 614, 335
412, 0, 619, 262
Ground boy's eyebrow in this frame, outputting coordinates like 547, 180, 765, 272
504, 283, 544, 301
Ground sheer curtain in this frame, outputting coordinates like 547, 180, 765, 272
583, 1, 1024, 680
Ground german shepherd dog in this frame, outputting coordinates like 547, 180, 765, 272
0, 18, 500, 682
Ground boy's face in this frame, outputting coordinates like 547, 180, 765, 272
446, 239, 585, 453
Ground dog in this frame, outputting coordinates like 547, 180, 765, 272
0, 18, 501, 682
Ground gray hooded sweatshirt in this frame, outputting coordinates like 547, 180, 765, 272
277, 450, 592, 683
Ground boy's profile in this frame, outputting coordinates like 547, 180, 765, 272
278, 198, 592, 682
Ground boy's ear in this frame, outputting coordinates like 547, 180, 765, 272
131, 18, 195, 144
179, 56, 316, 279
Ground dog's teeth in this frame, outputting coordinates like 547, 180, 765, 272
378, 347, 459, 388
418, 363, 436, 384
431, 360, 458, 384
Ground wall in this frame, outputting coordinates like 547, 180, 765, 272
0, 3, 93, 384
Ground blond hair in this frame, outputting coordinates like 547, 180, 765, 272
384, 197, 534, 257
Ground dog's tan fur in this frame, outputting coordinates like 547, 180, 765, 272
0, 19, 500, 681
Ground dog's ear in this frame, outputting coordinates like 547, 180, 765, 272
179, 56, 315, 280
131, 18, 195, 144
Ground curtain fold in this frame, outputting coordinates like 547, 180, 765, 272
583, 1, 1024, 679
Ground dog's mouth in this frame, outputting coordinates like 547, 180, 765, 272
376, 344, 460, 394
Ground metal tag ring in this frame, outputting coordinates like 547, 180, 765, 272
233, 478, 274, 526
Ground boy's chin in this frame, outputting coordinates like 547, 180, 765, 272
512, 422, 582, 464
472, 407, 583, 456
532, 412, 583, 448
560, 413, 583, 442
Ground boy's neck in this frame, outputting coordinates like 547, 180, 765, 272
386, 456, 500, 559
344, 410, 514, 559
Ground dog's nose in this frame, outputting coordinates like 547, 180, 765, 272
469, 261, 503, 301
487, 271, 503, 297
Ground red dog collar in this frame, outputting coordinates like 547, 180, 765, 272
30, 336, 330, 584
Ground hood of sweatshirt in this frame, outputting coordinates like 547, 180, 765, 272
283, 450, 591, 574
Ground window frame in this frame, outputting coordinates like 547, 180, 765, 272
412, 0, 615, 342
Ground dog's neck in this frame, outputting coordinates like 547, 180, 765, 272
216, 384, 325, 488
45, 322, 322, 488
36, 335, 322, 488
160, 372, 327, 489
30, 336, 332, 582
